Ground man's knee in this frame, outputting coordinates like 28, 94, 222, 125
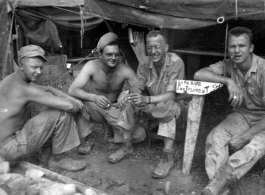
206, 125, 228, 147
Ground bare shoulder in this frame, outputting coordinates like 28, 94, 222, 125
81, 59, 101, 74
0, 74, 27, 97
117, 62, 135, 76
24, 83, 47, 98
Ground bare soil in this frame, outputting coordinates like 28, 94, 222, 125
27, 90, 234, 195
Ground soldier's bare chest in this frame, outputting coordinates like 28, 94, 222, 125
93, 71, 123, 90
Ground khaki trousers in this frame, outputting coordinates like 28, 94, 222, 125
205, 111, 265, 179
0, 108, 80, 160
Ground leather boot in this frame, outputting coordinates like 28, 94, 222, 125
152, 148, 174, 179
201, 165, 236, 195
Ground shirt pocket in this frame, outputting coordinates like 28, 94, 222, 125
247, 85, 260, 96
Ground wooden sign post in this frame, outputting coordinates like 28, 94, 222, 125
176, 80, 223, 175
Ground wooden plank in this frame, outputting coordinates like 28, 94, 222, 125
182, 95, 204, 175
129, 30, 146, 65
18, 161, 109, 195
172, 48, 227, 57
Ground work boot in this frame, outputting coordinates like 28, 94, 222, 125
48, 156, 86, 172
78, 139, 95, 154
201, 165, 236, 195
108, 144, 133, 163
152, 149, 174, 179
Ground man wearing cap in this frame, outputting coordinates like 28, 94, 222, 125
0, 45, 86, 171
68, 32, 145, 163
120, 30, 187, 179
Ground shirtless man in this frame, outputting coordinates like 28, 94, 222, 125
0, 45, 86, 171
68, 32, 145, 163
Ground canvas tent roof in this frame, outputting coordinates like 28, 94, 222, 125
84, 0, 265, 29
10, 0, 85, 7
7, 0, 104, 48
10, 0, 103, 31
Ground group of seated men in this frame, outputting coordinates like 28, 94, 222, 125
1, 27, 265, 195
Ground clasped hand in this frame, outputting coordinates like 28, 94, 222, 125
95, 95, 111, 109
127, 93, 149, 107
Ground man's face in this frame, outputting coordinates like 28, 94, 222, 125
146, 35, 168, 65
100, 45, 120, 68
228, 34, 254, 66
21, 57, 44, 82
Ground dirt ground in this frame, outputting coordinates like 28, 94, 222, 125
26, 90, 232, 195
36, 128, 208, 195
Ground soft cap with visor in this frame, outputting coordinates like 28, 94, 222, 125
18, 45, 48, 62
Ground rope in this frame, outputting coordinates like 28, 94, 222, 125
51, 49, 97, 85
79, 6, 85, 48
4, 2, 16, 77
217, 16, 225, 24
224, 22, 229, 60
52, 6, 80, 15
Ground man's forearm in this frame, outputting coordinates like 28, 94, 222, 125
175, 92, 192, 102
68, 87, 96, 102
194, 68, 230, 85
47, 87, 70, 98
149, 92, 175, 104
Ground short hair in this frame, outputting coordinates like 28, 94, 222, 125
146, 30, 167, 44
99, 41, 120, 53
228, 27, 253, 44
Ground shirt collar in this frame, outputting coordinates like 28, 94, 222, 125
149, 52, 170, 69
232, 53, 257, 73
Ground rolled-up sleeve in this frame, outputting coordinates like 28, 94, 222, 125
209, 61, 227, 76
261, 74, 265, 106
130, 64, 147, 93
166, 59, 185, 92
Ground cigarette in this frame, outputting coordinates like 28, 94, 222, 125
0, 109, 8, 112
107, 104, 110, 107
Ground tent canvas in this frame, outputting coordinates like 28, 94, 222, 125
0, 0, 104, 79
0, 0, 13, 79
10, 0, 85, 7
84, 0, 265, 29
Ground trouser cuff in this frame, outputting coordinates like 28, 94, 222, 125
163, 147, 175, 154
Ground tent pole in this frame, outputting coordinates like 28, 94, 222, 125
224, 22, 229, 60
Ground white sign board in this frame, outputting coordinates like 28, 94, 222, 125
176, 80, 223, 95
